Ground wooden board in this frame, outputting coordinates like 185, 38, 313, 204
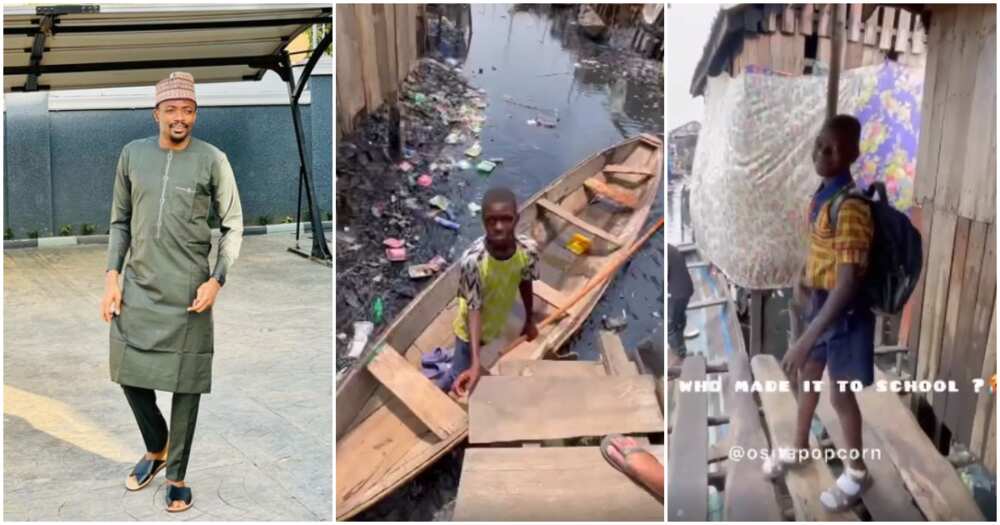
498, 359, 606, 378
584, 178, 639, 209
365, 344, 467, 440
335, 5, 367, 135
603, 163, 653, 175
598, 330, 639, 376
751, 355, 858, 521
862, 5, 879, 46
848, 4, 862, 42
945, 221, 995, 445
916, 209, 958, 384
533, 279, 568, 308
879, 7, 896, 50
959, 9, 997, 223
536, 197, 621, 245
932, 217, 973, 410
468, 375, 663, 444
814, 373, 925, 521
970, 310, 996, 468
354, 4, 383, 112
800, 4, 814, 36
453, 446, 664, 521
913, 7, 951, 203
667, 355, 707, 521
781, 5, 796, 34
858, 368, 986, 521
894, 9, 912, 53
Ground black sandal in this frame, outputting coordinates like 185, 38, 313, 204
125, 456, 166, 491
165, 484, 193, 513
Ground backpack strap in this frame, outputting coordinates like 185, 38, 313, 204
827, 182, 862, 233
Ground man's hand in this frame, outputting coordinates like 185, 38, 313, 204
101, 271, 122, 322
452, 367, 482, 397
187, 278, 221, 313
521, 320, 539, 342
781, 336, 814, 385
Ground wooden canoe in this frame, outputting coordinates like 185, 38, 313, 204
335, 133, 663, 520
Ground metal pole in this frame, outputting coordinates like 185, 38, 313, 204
826, 4, 846, 119
280, 50, 331, 261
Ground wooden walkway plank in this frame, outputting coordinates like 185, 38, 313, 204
858, 368, 985, 521
453, 446, 664, 521
751, 355, 858, 521
536, 198, 622, 245
598, 330, 639, 375
498, 359, 606, 377
814, 372, 925, 522
365, 344, 467, 440
468, 375, 663, 444
667, 355, 708, 521
717, 290, 782, 521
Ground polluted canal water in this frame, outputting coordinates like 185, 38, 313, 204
341, 5, 664, 520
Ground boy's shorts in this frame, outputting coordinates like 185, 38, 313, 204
805, 289, 876, 387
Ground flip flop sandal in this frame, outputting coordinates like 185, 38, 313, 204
600, 434, 647, 476
125, 456, 166, 491
165, 484, 193, 513
761, 448, 807, 480
819, 469, 871, 512
421, 347, 453, 366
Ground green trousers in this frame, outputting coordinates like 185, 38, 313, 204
121, 385, 201, 481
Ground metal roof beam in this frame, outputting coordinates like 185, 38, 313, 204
5, 54, 280, 76
4, 14, 330, 36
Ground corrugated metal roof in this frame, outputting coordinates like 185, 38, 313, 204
3, 3, 330, 92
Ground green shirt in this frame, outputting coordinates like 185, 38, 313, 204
107, 136, 244, 393
452, 235, 538, 344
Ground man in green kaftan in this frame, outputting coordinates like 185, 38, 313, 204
99, 71, 243, 513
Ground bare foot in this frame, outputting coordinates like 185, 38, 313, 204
604, 436, 664, 500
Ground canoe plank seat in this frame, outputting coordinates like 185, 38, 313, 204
603, 164, 653, 188
365, 343, 467, 440
536, 198, 623, 246
584, 178, 639, 208
597, 330, 639, 376
532, 279, 568, 308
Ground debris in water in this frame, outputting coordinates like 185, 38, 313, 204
476, 160, 496, 174
464, 143, 482, 157
434, 216, 461, 230
467, 202, 482, 216
416, 174, 433, 187
526, 119, 538, 126
429, 195, 451, 212
408, 255, 448, 279
398, 161, 414, 172
348, 321, 375, 358
457, 160, 472, 170
602, 310, 628, 331
445, 132, 463, 144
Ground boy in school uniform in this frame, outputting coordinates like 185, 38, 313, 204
447, 187, 539, 396
764, 115, 876, 512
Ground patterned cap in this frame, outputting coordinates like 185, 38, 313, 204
155, 71, 197, 107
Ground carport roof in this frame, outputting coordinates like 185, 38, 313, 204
3, 3, 331, 92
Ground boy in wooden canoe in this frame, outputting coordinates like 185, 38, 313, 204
767, 115, 876, 511
448, 187, 539, 396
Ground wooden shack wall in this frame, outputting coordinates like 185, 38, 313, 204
903, 4, 996, 474
730, 4, 927, 76
336, 4, 424, 139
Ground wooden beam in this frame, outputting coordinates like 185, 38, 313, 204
365, 344, 468, 440
667, 355, 708, 521
879, 7, 896, 50
749, 290, 764, 356
536, 198, 621, 245
687, 297, 728, 310
598, 330, 639, 376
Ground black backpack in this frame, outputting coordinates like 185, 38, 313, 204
829, 181, 923, 315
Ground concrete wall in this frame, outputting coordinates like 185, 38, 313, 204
3, 74, 332, 239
